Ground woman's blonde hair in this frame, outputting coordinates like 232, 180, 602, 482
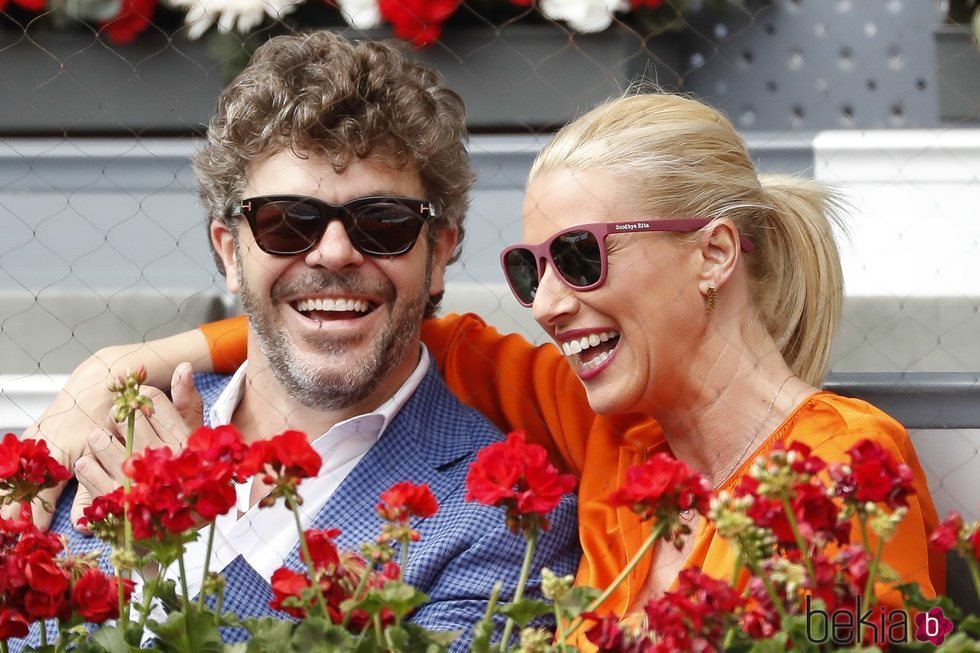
529, 93, 844, 385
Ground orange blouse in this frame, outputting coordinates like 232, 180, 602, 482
200, 313, 943, 647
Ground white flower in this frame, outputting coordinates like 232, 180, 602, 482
540, 0, 629, 33
167, 0, 305, 39
336, 0, 382, 30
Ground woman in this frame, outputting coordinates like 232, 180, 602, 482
26, 93, 942, 644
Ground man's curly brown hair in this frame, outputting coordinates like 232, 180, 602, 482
196, 31, 473, 293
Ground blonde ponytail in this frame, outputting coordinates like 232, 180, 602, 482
752, 175, 845, 385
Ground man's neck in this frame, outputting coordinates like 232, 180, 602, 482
230, 344, 422, 444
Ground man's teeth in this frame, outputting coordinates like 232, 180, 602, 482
295, 298, 369, 313
561, 331, 619, 357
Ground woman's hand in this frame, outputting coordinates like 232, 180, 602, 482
6, 329, 212, 530
74, 365, 204, 530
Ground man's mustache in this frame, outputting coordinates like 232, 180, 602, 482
270, 270, 395, 304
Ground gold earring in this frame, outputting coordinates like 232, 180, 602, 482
705, 285, 718, 315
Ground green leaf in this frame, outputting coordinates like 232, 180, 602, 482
344, 582, 429, 621
930, 632, 980, 652
86, 625, 136, 653
746, 631, 789, 653
497, 599, 553, 628
243, 617, 294, 653
556, 586, 600, 620
384, 625, 410, 651
290, 618, 353, 653
147, 606, 224, 653
960, 614, 980, 636
469, 618, 495, 653
898, 582, 965, 621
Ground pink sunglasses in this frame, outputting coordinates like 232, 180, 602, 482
500, 219, 755, 307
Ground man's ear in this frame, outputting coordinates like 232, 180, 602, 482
428, 226, 459, 298
697, 218, 740, 293
210, 219, 240, 294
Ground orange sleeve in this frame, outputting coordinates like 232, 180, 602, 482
421, 313, 597, 475
200, 315, 248, 375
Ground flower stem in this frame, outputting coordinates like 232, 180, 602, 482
399, 539, 409, 581
177, 550, 190, 606
730, 551, 744, 587
779, 495, 816, 583
285, 492, 329, 617
499, 529, 538, 652
39, 623, 47, 649
561, 520, 668, 645
862, 535, 885, 612
198, 523, 217, 608
342, 565, 375, 629
119, 411, 136, 628
1, 638, 8, 653
969, 556, 980, 600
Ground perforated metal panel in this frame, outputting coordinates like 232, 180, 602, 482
682, 0, 949, 129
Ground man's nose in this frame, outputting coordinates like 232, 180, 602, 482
303, 219, 365, 269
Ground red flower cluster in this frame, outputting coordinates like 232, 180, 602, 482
99, 0, 157, 43
931, 511, 980, 560
0, 440, 133, 643
377, 481, 438, 523
0, 0, 44, 11
585, 569, 744, 653
117, 426, 248, 540
738, 472, 848, 548
0, 433, 71, 505
465, 431, 576, 535
608, 452, 712, 542
829, 439, 915, 510
83, 426, 318, 543
378, 0, 462, 47
241, 430, 322, 508
270, 528, 399, 629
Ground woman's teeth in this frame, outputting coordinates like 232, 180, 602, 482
295, 298, 370, 313
561, 330, 619, 357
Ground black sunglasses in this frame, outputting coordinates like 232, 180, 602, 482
229, 195, 437, 257
501, 219, 755, 307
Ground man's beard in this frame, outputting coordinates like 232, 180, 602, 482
237, 259, 431, 412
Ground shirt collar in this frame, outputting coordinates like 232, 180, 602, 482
207, 345, 431, 450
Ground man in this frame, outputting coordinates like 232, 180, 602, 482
16, 31, 578, 649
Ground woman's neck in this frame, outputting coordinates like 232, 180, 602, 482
653, 324, 815, 489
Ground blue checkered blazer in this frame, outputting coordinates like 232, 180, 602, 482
14, 358, 580, 651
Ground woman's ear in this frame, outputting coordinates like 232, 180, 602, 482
697, 218, 740, 295
210, 219, 240, 294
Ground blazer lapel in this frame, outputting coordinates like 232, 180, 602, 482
287, 360, 483, 566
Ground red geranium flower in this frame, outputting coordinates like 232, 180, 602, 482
378, 0, 462, 47
71, 569, 133, 623
100, 0, 157, 43
931, 512, 964, 552
0, 608, 29, 640
377, 481, 439, 523
584, 613, 625, 651
608, 453, 712, 544
0, 434, 71, 504
304, 528, 342, 569
269, 567, 312, 619
243, 430, 322, 484
465, 431, 576, 535
830, 439, 915, 510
